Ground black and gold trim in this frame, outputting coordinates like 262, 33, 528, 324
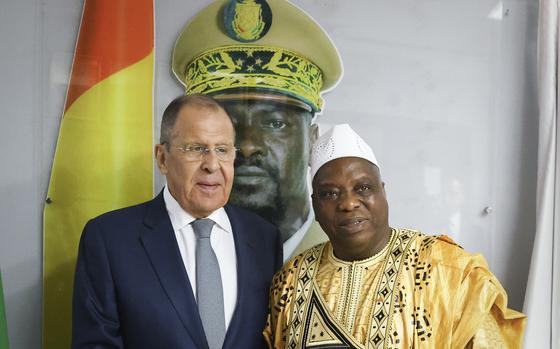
183, 45, 324, 112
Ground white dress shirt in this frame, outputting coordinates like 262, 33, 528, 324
163, 186, 238, 329
282, 208, 314, 262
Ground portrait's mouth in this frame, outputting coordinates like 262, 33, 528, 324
235, 165, 268, 177
234, 165, 269, 185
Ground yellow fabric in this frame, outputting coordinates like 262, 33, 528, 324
264, 229, 526, 348
43, 53, 154, 348
316, 237, 394, 345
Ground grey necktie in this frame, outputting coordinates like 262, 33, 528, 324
192, 218, 226, 349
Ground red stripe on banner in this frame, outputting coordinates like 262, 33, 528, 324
64, 0, 153, 112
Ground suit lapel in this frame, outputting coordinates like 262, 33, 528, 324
222, 205, 256, 347
139, 192, 208, 349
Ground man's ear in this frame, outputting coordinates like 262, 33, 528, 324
155, 144, 168, 175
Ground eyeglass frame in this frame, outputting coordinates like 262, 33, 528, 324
162, 142, 238, 162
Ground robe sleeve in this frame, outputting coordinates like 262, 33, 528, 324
449, 253, 526, 349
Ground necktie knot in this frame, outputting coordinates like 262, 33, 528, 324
192, 218, 215, 239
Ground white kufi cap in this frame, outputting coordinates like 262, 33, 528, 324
310, 124, 379, 179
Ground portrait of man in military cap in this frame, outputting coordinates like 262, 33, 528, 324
172, 0, 343, 260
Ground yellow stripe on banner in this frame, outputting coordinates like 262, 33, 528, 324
43, 52, 154, 349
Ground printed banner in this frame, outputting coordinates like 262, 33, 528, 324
42, 0, 154, 347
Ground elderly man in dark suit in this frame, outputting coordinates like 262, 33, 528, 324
72, 94, 282, 349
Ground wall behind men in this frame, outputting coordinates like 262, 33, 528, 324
0, 0, 538, 347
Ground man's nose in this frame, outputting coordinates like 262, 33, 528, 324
236, 125, 266, 158
337, 192, 361, 211
200, 150, 220, 173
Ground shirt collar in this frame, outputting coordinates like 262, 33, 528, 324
282, 208, 314, 258
163, 185, 232, 233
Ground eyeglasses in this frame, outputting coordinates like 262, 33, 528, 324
171, 144, 237, 162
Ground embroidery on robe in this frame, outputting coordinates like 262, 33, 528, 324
368, 229, 418, 348
270, 229, 522, 349
288, 244, 325, 348
302, 290, 360, 348
411, 306, 433, 342
286, 230, 426, 348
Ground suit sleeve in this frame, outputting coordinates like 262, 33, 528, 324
72, 219, 124, 349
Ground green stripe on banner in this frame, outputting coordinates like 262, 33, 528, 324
0, 271, 8, 349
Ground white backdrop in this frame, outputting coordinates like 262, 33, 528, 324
0, 0, 538, 347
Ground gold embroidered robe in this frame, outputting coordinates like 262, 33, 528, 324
264, 229, 526, 348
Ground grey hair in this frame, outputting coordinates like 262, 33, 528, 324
159, 94, 230, 148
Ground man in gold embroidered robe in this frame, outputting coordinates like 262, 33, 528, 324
264, 124, 526, 349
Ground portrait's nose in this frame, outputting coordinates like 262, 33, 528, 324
337, 192, 361, 212
236, 125, 266, 159
200, 150, 220, 173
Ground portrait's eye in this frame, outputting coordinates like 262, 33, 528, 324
262, 119, 287, 130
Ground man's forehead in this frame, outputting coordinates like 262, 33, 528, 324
174, 106, 233, 131
177, 103, 222, 116
222, 99, 314, 125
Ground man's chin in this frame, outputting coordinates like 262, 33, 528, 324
229, 188, 275, 211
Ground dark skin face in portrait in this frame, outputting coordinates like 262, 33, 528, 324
312, 157, 392, 261
221, 100, 317, 242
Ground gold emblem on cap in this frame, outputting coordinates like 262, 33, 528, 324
232, 0, 265, 42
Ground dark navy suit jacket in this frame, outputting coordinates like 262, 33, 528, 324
71, 192, 282, 349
